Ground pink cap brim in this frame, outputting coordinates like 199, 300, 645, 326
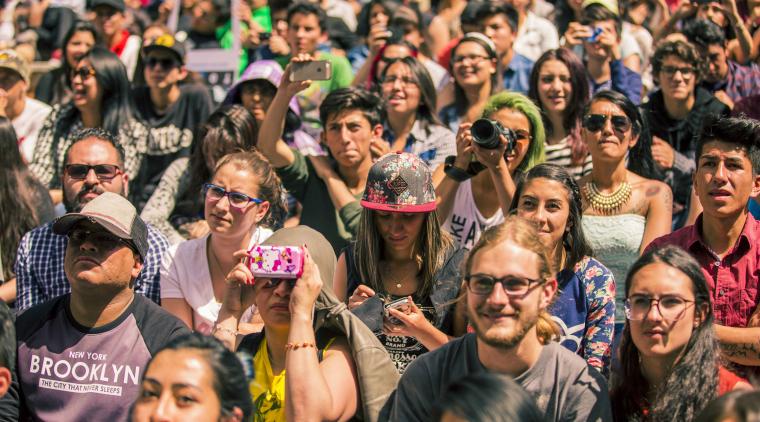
360, 200, 437, 213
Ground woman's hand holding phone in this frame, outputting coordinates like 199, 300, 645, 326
383, 297, 433, 338
289, 245, 323, 318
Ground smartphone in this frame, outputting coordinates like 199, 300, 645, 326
290, 60, 332, 82
259, 32, 272, 42
384, 297, 411, 325
247, 245, 305, 279
586, 27, 603, 43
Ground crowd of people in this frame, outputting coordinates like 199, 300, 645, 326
1, 0, 760, 420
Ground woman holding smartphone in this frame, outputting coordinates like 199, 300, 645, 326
160, 151, 286, 334
214, 226, 365, 422
333, 152, 465, 374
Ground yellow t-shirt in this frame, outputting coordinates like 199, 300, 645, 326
250, 339, 286, 422
249, 337, 336, 421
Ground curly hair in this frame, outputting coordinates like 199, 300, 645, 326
482, 92, 546, 173
652, 40, 705, 84
611, 245, 719, 422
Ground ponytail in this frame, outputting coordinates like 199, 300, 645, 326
535, 310, 560, 345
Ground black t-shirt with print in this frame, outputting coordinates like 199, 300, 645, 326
132, 83, 213, 209
0, 294, 190, 421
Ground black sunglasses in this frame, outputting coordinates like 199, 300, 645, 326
582, 114, 632, 133
145, 56, 180, 70
64, 164, 122, 180
71, 66, 96, 81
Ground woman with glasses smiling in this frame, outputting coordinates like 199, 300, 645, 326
30, 46, 149, 205
580, 90, 671, 338
611, 245, 750, 421
160, 151, 286, 334
438, 33, 501, 134
379, 56, 455, 168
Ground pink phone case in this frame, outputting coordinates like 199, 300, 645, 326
248, 245, 305, 279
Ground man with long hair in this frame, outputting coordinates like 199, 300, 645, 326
389, 216, 611, 421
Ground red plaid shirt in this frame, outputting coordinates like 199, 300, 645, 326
646, 214, 760, 327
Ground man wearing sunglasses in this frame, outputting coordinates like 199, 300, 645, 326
131, 34, 212, 209
641, 40, 729, 228
13, 128, 169, 312
647, 115, 760, 376
389, 217, 611, 421
0, 192, 188, 421
0, 50, 51, 164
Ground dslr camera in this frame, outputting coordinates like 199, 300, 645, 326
471, 118, 517, 152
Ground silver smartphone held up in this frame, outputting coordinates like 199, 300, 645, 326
290, 60, 332, 82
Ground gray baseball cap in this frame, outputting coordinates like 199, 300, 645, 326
53, 192, 149, 260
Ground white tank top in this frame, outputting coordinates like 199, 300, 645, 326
442, 180, 505, 250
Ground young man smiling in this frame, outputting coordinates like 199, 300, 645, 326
647, 115, 760, 376
258, 56, 384, 253
389, 216, 611, 422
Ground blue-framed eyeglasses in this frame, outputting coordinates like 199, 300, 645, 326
202, 183, 263, 209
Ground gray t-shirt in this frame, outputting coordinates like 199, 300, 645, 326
0, 294, 189, 421
389, 333, 612, 422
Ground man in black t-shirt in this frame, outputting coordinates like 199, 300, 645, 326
0, 193, 189, 421
132, 34, 213, 209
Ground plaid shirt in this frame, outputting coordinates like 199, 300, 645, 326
704, 60, 760, 102
14, 221, 168, 311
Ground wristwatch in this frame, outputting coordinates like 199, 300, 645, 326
444, 155, 472, 182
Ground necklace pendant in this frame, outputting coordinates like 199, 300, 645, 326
396, 283, 402, 289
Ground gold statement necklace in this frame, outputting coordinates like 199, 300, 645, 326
583, 179, 632, 214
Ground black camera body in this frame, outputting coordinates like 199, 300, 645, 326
471, 118, 517, 151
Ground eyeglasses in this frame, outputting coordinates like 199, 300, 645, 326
145, 57, 180, 70
582, 114, 632, 133
381, 75, 418, 86
67, 228, 132, 252
660, 65, 695, 78
452, 54, 491, 66
64, 164, 122, 181
203, 183, 263, 209
624, 294, 695, 321
71, 66, 96, 81
464, 273, 544, 296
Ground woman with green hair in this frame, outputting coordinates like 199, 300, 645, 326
433, 91, 546, 250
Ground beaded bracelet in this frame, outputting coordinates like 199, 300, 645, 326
285, 342, 316, 351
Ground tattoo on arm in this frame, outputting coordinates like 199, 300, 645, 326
720, 339, 760, 361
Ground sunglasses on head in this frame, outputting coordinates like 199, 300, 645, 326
71, 66, 96, 81
582, 114, 632, 133
64, 164, 122, 181
145, 56, 180, 70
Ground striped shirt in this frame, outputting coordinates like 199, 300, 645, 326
14, 221, 168, 311
545, 136, 593, 180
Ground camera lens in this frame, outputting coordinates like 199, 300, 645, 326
471, 119, 501, 149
